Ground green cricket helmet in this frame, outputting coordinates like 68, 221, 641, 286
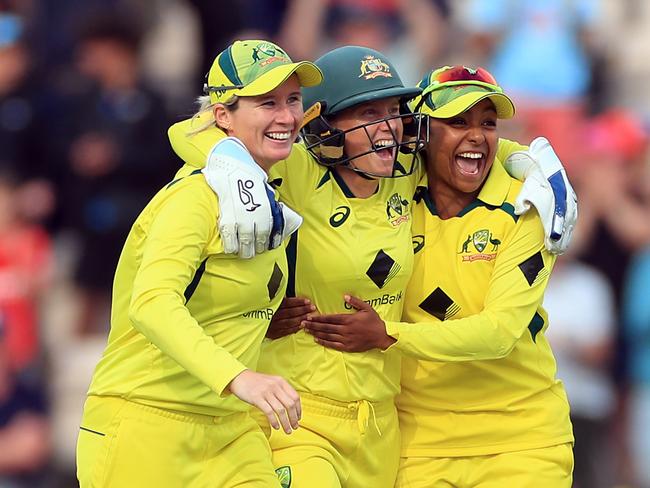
301, 45, 428, 178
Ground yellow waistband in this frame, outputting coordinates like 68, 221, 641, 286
299, 391, 395, 435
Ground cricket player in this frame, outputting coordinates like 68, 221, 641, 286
75, 40, 322, 487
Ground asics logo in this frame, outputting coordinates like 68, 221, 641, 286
412, 235, 425, 253
329, 206, 350, 227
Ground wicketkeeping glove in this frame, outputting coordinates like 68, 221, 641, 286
202, 137, 303, 258
504, 137, 578, 254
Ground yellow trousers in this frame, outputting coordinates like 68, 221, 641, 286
257, 391, 401, 488
76, 395, 280, 488
396, 443, 574, 488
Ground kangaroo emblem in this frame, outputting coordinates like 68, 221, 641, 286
460, 235, 471, 253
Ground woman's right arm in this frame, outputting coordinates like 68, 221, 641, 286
128, 180, 301, 432
128, 181, 247, 395
305, 210, 556, 361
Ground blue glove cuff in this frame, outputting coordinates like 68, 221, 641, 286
548, 170, 567, 241
266, 185, 285, 250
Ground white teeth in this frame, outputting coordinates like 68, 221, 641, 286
458, 152, 482, 159
267, 132, 291, 140
374, 140, 393, 148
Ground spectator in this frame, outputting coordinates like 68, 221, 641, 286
0, 11, 56, 224
0, 316, 51, 488
187, 0, 246, 76
598, 0, 650, 120
544, 254, 618, 488
277, 0, 450, 86
460, 0, 603, 170
52, 11, 175, 335
0, 171, 52, 372
571, 108, 649, 486
572, 109, 649, 306
623, 245, 650, 488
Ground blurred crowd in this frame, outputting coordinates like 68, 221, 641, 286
0, 0, 649, 487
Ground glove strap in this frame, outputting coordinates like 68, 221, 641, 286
547, 170, 567, 241
266, 185, 285, 249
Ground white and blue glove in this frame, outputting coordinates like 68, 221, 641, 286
504, 137, 578, 254
203, 137, 303, 258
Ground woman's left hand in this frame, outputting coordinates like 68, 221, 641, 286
303, 295, 396, 352
267, 297, 316, 339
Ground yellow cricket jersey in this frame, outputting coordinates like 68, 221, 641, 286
262, 143, 418, 403
87, 149, 288, 417
385, 157, 573, 457
168, 115, 418, 403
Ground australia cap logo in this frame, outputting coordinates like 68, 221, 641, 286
359, 55, 392, 80
252, 42, 290, 67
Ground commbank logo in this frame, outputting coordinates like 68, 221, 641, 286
366, 250, 401, 289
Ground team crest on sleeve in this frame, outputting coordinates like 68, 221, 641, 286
359, 55, 392, 79
459, 229, 500, 262
386, 193, 410, 226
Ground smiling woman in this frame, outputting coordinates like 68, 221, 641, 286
198, 40, 321, 172
388, 66, 574, 488
74, 40, 323, 488
213, 76, 303, 171
412, 66, 516, 218
426, 98, 500, 217
329, 97, 404, 186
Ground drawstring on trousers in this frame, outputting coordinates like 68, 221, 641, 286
348, 400, 382, 436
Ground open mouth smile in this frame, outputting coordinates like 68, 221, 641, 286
455, 151, 484, 176
373, 139, 396, 160
265, 131, 292, 142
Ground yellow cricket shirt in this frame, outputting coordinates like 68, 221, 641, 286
385, 157, 573, 457
87, 148, 288, 417
168, 116, 418, 403
262, 143, 418, 403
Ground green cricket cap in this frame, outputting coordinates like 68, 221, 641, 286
302, 45, 421, 116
